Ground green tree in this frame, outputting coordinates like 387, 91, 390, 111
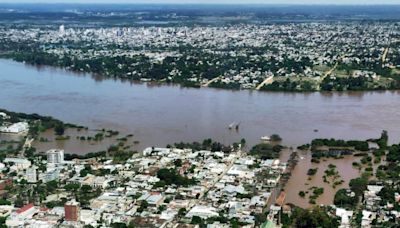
349, 177, 368, 197
334, 189, 357, 209
81, 185, 92, 193
293, 207, 339, 228
178, 208, 187, 217
65, 183, 80, 192
191, 216, 203, 225
54, 124, 65, 136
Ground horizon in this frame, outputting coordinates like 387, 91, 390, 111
0, 0, 400, 6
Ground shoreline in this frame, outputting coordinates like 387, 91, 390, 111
5, 58, 400, 94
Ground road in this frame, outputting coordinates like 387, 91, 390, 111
321, 61, 339, 81
382, 47, 389, 65
315, 56, 344, 91
23, 138, 34, 149
255, 75, 274, 90
202, 76, 222, 87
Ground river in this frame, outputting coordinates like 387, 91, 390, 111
1, 59, 400, 153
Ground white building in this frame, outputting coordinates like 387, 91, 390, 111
46, 149, 64, 164
143, 147, 171, 156
40, 169, 60, 183
25, 166, 37, 183
336, 208, 353, 228
4, 158, 31, 170
59, 25, 65, 34
0, 112, 8, 119
186, 205, 219, 219
0, 122, 29, 134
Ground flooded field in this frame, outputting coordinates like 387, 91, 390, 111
283, 149, 383, 208
32, 128, 140, 155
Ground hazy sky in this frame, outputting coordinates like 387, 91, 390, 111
0, 0, 399, 4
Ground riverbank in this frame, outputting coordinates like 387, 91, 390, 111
5, 56, 400, 93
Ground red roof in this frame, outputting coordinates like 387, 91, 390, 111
275, 191, 286, 206
40, 207, 49, 212
16, 203, 34, 214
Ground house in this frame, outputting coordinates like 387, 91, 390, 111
223, 184, 245, 195
361, 210, 376, 228
139, 192, 164, 207
160, 209, 178, 221
143, 147, 171, 156
186, 205, 219, 219
336, 208, 353, 228
6, 203, 37, 227
0, 122, 29, 134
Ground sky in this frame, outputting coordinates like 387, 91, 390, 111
0, 0, 399, 4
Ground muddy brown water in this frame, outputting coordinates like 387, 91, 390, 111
1, 58, 400, 153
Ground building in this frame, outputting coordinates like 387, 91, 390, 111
41, 169, 60, 183
0, 122, 29, 134
0, 112, 8, 119
336, 208, 353, 228
46, 149, 64, 164
6, 203, 37, 227
59, 25, 65, 34
64, 200, 80, 222
25, 167, 37, 183
185, 205, 219, 219
3, 158, 31, 170
145, 192, 164, 207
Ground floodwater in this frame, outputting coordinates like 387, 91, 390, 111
283, 151, 360, 208
283, 150, 384, 208
32, 128, 125, 155
0, 58, 398, 207
1, 58, 400, 154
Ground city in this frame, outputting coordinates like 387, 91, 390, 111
1, 22, 400, 91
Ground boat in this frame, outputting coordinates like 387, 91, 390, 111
261, 136, 271, 141
228, 122, 238, 130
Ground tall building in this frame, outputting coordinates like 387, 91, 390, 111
64, 200, 80, 222
46, 149, 64, 164
59, 25, 65, 34
25, 166, 37, 183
